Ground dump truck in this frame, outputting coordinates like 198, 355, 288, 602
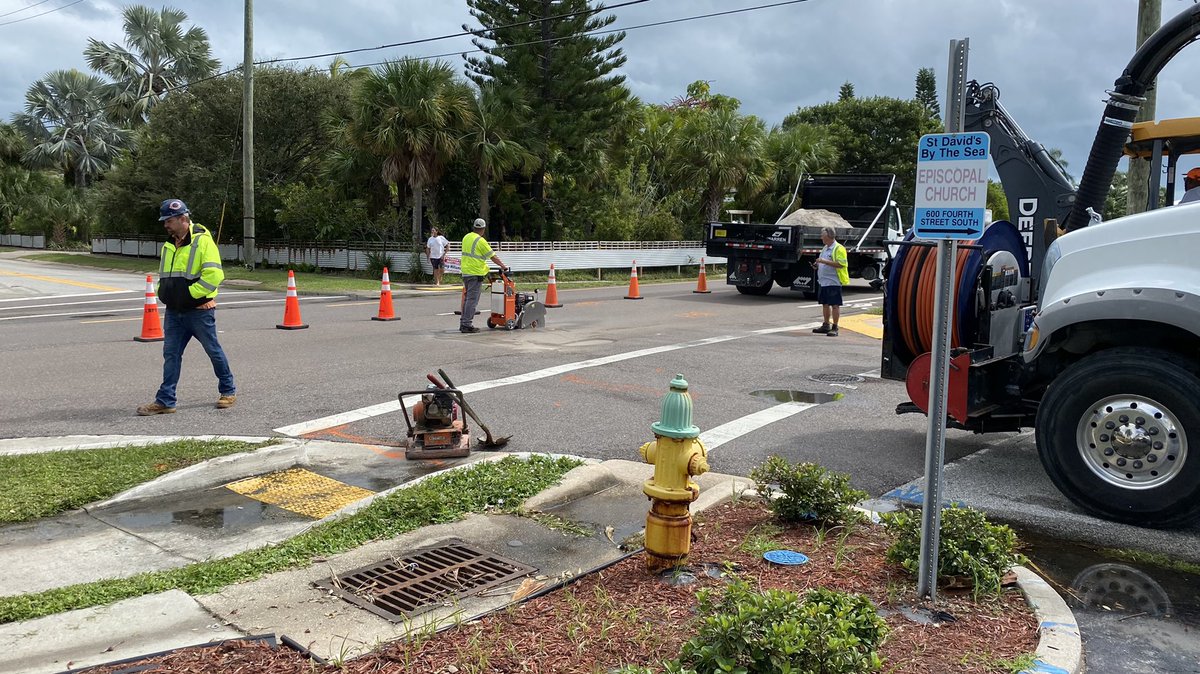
883, 5, 1200, 527
704, 174, 906, 297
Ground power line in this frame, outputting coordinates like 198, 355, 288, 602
347, 0, 811, 70
0, 0, 86, 27
0, 0, 55, 20
254, 0, 652, 67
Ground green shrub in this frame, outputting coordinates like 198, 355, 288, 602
881, 504, 1026, 597
750, 456, 867, 525
365, 250, 393, 278
679, 580, 887, 674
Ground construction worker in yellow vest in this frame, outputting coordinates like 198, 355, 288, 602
137, 198, 236, 414
812, 226, 850, 337
459, 218, 508, 333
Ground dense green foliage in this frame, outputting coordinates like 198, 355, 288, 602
882, 504, 1026, 597
750, 456, 867, 526
618, 580, 888, 674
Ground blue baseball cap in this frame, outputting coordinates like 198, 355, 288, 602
159, 199, 189, 221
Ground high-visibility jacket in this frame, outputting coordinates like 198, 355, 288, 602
460, 231, 493, 277
158, 222, 224, 311
832, 242, 850, 286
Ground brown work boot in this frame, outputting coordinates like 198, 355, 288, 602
827, 326, 839, 337
216, 394, 237, 409
137, 402, 175, 416
812, 323, 831, 334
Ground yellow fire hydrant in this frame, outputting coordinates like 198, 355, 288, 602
639, 374, 709, 573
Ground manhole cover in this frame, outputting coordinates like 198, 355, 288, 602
315, 539, 536, 621
808, 373, 864, 384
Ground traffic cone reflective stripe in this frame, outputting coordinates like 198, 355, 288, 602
372, 268, 400, 321
624, 260, 643, 300
276, 270, 309, 330
134, 274, 164, 342
693, 257, 712, 294
544, 263, 563, 308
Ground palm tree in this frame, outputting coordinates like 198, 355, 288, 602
84, 5, 218, 126
677, 107, 770, 222
350, 58, 475, 246
0, 122, 26, 165
467, 83, 535, 223
12, 69, 130, 187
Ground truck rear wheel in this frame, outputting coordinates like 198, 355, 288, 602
736, 280, 772, 296
1036, 347, 1200, 527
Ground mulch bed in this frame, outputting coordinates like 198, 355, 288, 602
82, 499, 1039, 673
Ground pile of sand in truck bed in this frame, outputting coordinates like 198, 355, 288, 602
776, 208, 854, 229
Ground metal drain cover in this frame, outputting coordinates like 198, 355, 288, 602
808, 373, 865, 384
315, 539, 536, 621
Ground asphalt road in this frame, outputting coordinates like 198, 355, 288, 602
2, 252, 1198, 563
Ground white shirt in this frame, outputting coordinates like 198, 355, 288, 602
426, 235, 448, 259
817, 243, 840, 286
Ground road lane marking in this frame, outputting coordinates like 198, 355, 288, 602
0, 290, 266, 312
327, 301, 378, 307
0, 290, 130, 303
0, 295, 347, 322
0, 270, 126, 291
838, 313, 883, 339
275, 320, 825, 436
701, 402, 820, 450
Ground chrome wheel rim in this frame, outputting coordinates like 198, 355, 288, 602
1077, 395, 1187, 490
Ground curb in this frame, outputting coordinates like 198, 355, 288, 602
1013, 566, 1084, 674
0, 434, 273, 457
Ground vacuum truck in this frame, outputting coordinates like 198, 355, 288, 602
883, 5, 1200, 527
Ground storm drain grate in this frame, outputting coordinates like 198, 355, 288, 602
808, 373, 865, 384
314, 539, 536, 621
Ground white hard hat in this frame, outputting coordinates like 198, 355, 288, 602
472, 218, 486, 229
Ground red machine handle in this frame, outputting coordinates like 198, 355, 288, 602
427, 374, 447, 388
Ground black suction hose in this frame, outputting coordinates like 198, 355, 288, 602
1065, 4, 1200, 232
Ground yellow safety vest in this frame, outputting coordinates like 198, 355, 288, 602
158, 223, 224, 309
461, 231, 493, 277
832, 242, 850, 286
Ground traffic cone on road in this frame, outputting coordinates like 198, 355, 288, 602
133, 274, 164, 342
372, 268, 400, 321
544, 264, 563, 308
276, 270, 309, 330
693, 258, 712, 294
624, 261, 643, 300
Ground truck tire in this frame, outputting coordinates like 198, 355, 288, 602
736, 280, 772, 296
1036, 347, 1200, 527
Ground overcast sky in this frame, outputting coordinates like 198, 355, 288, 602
2, 0, 1199, 182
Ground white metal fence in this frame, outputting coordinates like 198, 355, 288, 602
90, 236, 725, 274
0, 234, 45, 249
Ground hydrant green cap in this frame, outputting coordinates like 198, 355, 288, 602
651, 373, 700, 439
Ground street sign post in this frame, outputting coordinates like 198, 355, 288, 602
914, 132, 990, 241
914, 38, 981, 603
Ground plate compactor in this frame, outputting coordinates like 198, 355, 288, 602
486, 268, 546, 330
399, 371, 510, 460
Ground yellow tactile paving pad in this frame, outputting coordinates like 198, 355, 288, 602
838, 313, 884, 339
225, 468, 374, 519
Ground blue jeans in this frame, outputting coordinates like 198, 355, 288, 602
156, 308, 235, 407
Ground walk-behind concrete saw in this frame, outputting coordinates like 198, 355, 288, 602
486, 268, 545, 330
398, 372, 510, 460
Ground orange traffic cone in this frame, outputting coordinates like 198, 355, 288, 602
277, 270, 309, 330
372, 268, 400, 321
693, 257, 712, 294
624, 260, 643, 300
134, 274, 164, 342
544, 263, 563, 308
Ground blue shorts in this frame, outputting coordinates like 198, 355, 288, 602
817, 284, 843, 306
430, 257, 444, 269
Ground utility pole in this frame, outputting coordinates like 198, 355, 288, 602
1126, 0, 1160, 215
242, 0, 256, 269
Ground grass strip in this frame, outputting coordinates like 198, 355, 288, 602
0, 454, 581, 624
0, 439, 266, 524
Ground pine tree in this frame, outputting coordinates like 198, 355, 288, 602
838, 81, 855, 101
915, 67, 940, 120
463, 0, 629, 239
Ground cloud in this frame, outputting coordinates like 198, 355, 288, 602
2, 0, 1197, 179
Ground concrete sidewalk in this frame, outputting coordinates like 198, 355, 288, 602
0, 436, 1081, 674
